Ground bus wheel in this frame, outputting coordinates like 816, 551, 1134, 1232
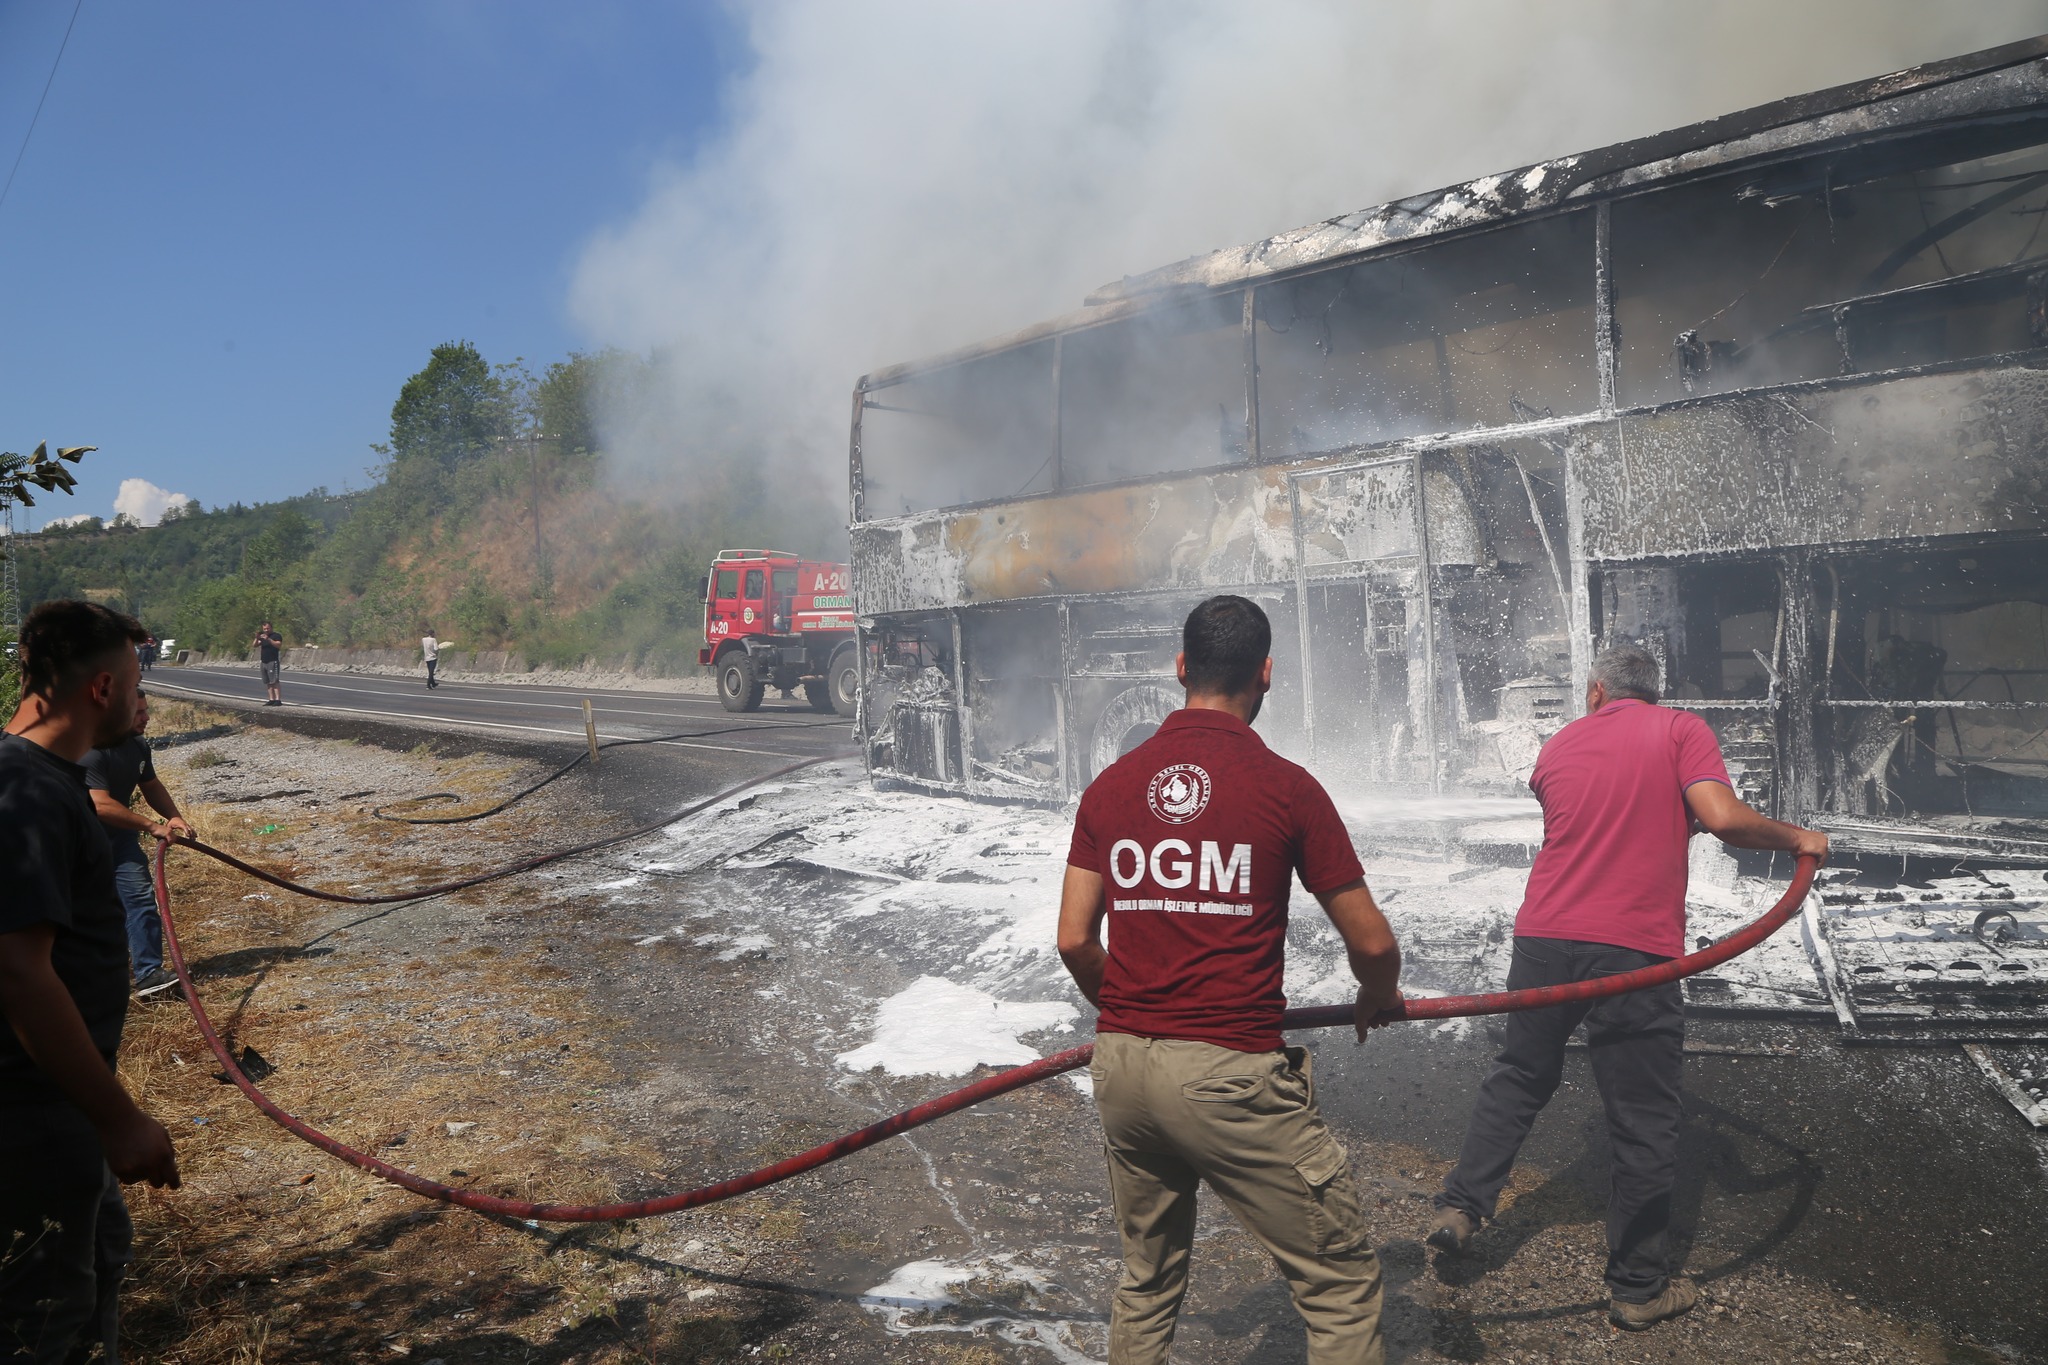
828, 642, 859, 718
1088, 682, 1179, 779
717, 651, 764, 712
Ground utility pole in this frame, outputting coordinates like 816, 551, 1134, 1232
529, 429, 553, 610
1, 502, 20, 638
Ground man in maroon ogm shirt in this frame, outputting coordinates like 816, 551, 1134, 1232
1430, 644, 1828, 1332
1059, 595, 1401, 1365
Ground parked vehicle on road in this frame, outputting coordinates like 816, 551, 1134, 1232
698, 549, 858, 715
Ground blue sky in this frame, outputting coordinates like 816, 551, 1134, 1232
6, 3, 2043, 529
0, 0, 733, 525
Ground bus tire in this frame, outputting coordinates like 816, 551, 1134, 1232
827, 642, 859, 718
717, 650, 764, 713
1087, 682, 1180, 780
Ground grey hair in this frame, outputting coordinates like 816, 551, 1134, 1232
1591, 643, 1661, 703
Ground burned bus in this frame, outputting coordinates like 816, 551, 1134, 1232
846, 36, 2048, 872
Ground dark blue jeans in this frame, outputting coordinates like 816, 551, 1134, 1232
1436, 936, 1684, 1303
109, 838, 159, 983
0, 1102, 131, 1363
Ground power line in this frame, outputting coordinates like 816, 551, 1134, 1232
0, 0, 86, 221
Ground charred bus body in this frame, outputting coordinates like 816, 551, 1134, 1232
848, 38, 2048, 870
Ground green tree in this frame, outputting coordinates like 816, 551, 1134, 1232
388, 341, 511, 468
529, 348, 653, 457
241, 507, 316, 581
1, 442, 94, 718
449, 568, 511, 646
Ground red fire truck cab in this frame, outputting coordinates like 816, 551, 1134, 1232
698, 549, 858, 716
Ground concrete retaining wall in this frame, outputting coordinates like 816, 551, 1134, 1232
171, 647, 718, 696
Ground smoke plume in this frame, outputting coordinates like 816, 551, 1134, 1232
569, 1, 2048, 514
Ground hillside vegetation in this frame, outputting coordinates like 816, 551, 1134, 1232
17, 343, 843, 673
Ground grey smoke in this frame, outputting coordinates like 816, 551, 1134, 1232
568, 0, 2048, 502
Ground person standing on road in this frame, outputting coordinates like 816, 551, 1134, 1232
84, 691, 194, 998
1428, 643, 1830, 1332
0, 600, 182, 1363
1058, 594, 1402, 1365
252, 620, 284, 707
421, 626, 440, 690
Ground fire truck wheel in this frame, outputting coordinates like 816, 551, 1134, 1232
717, 650, 764, 712
803, 679, 834, 712
827, 643, 859, 718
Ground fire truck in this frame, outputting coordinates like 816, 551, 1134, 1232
697, 549, 858, 716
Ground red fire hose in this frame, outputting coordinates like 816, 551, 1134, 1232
156, 833, 1816, 1224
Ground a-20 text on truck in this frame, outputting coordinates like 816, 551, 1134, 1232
698, 549, 858, 716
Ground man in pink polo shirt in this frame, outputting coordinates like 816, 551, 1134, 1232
1429, 644, 1828, 1331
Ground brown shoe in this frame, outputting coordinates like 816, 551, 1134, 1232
1609, 1278, 1699, 1331
1426, 1206, 1478, 1253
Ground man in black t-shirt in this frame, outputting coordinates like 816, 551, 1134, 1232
84, 691, 194, 997
1, 600, 180, 1363
253, 620, 283, 706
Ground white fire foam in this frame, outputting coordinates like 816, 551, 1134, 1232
836, 975, 1077, 1077
860, 1255, 1103, 1365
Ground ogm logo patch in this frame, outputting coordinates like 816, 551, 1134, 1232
1148, 764, 1211, 824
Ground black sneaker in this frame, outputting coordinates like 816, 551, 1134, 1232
134, 967, 182, 998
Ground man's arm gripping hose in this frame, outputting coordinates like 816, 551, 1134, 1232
155, 813, 1816, 1224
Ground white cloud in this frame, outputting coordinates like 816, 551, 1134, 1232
112, 478, 192, 527
569, 0, 2048, 500
41, 512, 97, 530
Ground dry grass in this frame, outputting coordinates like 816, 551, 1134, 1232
146, 696, 233, 737
114, 712, 762, 1363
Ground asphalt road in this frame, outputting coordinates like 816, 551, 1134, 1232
149, 665, 853, 758
144, 664, 862, 833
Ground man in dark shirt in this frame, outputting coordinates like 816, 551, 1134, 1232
0, 600, 181, 1363
252, 621, 283, 706
1058, 596, 1402, 1365
1429, 644, 1828, 1331
84, 691, 194, 997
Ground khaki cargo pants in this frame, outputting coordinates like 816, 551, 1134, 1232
1091, 1031, 1384, 1365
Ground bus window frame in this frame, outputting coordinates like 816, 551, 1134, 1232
854, 209, 1621, 525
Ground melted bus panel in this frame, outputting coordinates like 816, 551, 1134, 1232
1257, 210, 1597, 457
849, 42, 2048, 874
1613, 116, 2048, 405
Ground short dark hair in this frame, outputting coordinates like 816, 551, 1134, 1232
1592, 643, 1662, 702
1182, 595, 1271, 695
19, 600, 146, 700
